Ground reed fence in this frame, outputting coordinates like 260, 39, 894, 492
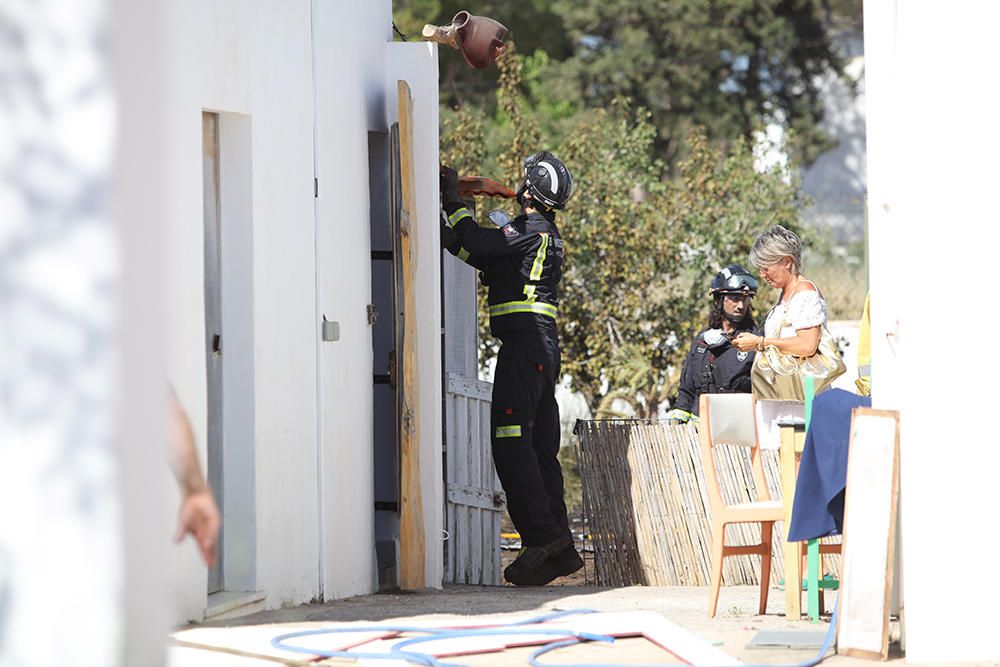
575, 419, 840, 587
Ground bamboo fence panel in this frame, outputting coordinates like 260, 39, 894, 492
575, 419, 840, 587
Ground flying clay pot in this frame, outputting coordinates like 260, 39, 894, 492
422, 11, 508, 70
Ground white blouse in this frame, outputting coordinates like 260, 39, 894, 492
763, 289, 828, 339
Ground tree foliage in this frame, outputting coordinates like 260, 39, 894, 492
440, 48, 806, 417
549, 0, 847, 167
397, 0, 857, 168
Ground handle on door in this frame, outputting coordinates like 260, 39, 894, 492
211, 334, 222, 355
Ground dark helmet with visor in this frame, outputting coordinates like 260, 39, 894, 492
710, 264, 758, 296
517, 151, 574, 211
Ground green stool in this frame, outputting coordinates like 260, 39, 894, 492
803, 376, 839, 621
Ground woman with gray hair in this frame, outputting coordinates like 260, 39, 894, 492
732, 225, 844, 399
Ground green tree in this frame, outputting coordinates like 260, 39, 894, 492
396, 0, 855, 168
543, 0, 846, 167
441, 50, 806, 417
560, 122, 805, 418
393, 0, 573, 108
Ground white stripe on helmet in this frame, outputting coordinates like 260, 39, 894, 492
537, 161, 559, 194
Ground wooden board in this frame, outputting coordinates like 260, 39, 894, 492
397, 80, 425, 589
174, 612, 742, 666
444, 374, 504, 585
781, 423, 806, 619
837, 408, 900, 660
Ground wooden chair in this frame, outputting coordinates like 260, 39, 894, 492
699, 393, 784, 617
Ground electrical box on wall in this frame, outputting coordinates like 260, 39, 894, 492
322, 317, 340, 342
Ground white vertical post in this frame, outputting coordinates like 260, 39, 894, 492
0, 1, 148, 665
866, 2, 1000, 662
112, 0, 172, 662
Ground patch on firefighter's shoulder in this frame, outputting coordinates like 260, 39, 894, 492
696, 346, 707, 354
737, 351, 749, 361
501, 224, 520, 239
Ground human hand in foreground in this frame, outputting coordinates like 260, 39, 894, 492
174, 487, 220, 567
170, 389, 221, 567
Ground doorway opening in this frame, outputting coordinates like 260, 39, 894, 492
202, 110, 257, 596
369, 129, 403, 590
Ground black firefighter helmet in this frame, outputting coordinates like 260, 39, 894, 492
710, 264, 758, 297
517, 151, 574, 211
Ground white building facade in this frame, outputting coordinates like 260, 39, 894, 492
158, 0, 445, 622
865, 1, 1000, 663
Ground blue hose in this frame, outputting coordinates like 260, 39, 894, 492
271, 602, 839, 667
528, 598, 840, 667
271, 625, 454, 665
270, 608, 606, 666
390, 626, 615, 653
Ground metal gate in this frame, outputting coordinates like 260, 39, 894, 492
444, 373, 505, 585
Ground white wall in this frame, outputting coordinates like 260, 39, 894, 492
312, 3, 444, 596
0, 2, 130, 665
312, 0, 390, 600
865, 2, 1000, 662
162, 0, 444, 616
113, 0, 175, 661
163, 0, 320, 617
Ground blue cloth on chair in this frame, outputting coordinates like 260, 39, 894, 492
787, 388, 872, 542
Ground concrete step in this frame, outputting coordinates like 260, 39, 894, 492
204, 591, 266, 622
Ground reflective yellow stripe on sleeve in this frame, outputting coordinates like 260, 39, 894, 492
523, 233, 549, 301
489, 300, 558, 319
529, 233, 549, 281
495, 425, 522, 439
457, 248, 470, 261
447, 207, 472, 228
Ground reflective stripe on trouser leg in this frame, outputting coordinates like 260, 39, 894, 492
495, 424, 521, 439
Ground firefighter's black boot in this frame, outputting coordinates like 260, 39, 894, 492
516, 543, 583, 586
503, 534, 574, 586
503, 535, 583, 586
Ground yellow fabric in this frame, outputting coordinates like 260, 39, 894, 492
529, 233, 549, 281
489, 300, 558, 319
447, 207, 471, 227
495, 425, 522, 439
521, 233, 549, 302
855, 291, 871, 396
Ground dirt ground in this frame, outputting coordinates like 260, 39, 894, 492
171, 520, 931, 665
173, 583, 931, 666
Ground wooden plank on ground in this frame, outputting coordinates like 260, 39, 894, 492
397, 80, 424, 589
837, 408, 900, 660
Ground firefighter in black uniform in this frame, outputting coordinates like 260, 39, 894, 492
440, 152, 580, 586
666, 265, 759, 423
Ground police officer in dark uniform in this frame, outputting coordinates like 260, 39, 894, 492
439, 152, 580, 586
666, 265, 759, 423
